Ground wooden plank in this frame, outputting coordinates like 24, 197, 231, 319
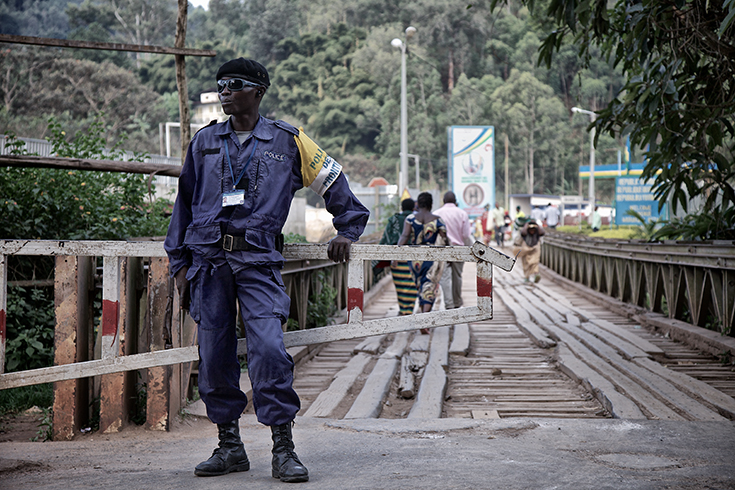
494, 288, 556, 348
410, 334, 430, 352
471, 410, 500, 419
564, 323, 724, 420
146, 258, 172, 431
353, 335, 384, 354
0, 33, 216, 56
555, 344, 645, 419
535, 282, 663, 355
398, 355, 415, 399
303, 353, 371, 418
448, 323, 471, 356
0, 155, 182, 177
578, 322, 649, 360
634, 357, 735, 420
344, 358, 399, 419
381, 332, 411, 359
407, 361, 447, 419
408, 326, 450, 418
52, 256, 92, 440
500, 286, 684, 420
0, 346, 198, 389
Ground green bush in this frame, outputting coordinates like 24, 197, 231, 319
0, 116, 172, 416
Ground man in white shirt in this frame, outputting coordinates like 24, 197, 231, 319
545, 202, 560, 229
491, 202, 506, 247
434, 191, 472, 309
530, 205, 546, 225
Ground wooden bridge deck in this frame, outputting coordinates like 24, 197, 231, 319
285, 250, 735, 422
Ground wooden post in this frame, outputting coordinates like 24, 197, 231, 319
146, 258, 172, 430
52, 256, 92, 440
504, 133, 509, 210
175, 0, 191, 162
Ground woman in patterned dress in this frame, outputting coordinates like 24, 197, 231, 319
394, 192, 447, 333
379, 198, 418, 316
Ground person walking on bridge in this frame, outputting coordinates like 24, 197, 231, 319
514, 219, 546, 283
164, 58, 369, 483
380, 198, 418, 316
434, 191, 471, 309
393, 192, 447, 334
491, 202, 506, 247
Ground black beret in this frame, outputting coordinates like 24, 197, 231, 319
216, 58, 270, 87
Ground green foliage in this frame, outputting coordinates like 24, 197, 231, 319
0, 384, 53, 417
31, 407, 53, 442
4, 287, 55, 373
307, 271, 338, 329
625, 209, 660, 241
651, 207, 735, 242
529, 0, 735, 217
1, 116, 171, 241
284, 233, 308, 243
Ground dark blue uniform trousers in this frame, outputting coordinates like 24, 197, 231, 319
190, 260, 300, 426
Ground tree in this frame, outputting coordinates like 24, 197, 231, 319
0, 47, 166, 152
518, 0, 735, 216
490, 69, 567, 194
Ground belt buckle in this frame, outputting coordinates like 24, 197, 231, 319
223, 234, 234, 252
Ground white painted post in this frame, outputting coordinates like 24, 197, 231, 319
347, 257, 364, 324
101, 256, 121, 360
476, 260, 493, 314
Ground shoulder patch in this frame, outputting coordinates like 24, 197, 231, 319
294, 128, 342, 197
274, 119, 299, 136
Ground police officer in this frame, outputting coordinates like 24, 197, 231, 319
164, 58, 369, 483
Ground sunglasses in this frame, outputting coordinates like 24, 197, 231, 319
217, 78, 262, 93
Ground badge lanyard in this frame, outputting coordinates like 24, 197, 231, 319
223, 135, 258, 191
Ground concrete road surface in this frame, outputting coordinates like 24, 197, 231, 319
1, 415, 734, 489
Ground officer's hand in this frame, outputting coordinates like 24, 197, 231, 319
328, 235, 353, 263
174, 266, 191, 310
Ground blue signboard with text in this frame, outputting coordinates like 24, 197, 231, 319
615, 176, 664, 225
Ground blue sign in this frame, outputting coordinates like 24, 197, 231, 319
615, 176, 662, 225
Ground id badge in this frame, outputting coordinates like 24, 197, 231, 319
222, 190, 245, 207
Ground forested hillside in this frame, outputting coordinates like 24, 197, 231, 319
0, 0, 664, 203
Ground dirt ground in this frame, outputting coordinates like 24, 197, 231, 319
0, 409, 47, 443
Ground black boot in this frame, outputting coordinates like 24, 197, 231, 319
194, 420, 250, 477
271, 423, 309, 483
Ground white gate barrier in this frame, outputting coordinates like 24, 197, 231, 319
0, 240, 514, 390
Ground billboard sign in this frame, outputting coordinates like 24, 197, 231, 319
448, 126, 495, 217
615, 176, 662, 225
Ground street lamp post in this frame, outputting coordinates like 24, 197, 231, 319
407, 153, 420, 188
572, 106, 596, 218
392, 26, 416, 194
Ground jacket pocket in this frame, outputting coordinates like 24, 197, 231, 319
184, 224, 222, 258
242, 228, 276, 252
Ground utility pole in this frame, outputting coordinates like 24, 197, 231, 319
504, 134, 509, 211
175, 0, 190, 163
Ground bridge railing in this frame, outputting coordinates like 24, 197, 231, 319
0, 240, 513, 437
540, 234, 735, 335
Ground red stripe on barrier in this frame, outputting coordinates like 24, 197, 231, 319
101, 299, 119, 337
348, 287, 364, 312
477, 276, 492, 297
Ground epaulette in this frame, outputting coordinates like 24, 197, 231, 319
274, 119, 299, 136
195, 120, 219, 135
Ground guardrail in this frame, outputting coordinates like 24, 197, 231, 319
540, 234, 735, 335
0, 240, 513, 437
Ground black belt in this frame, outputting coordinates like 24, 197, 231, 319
222, 233, 284, 253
